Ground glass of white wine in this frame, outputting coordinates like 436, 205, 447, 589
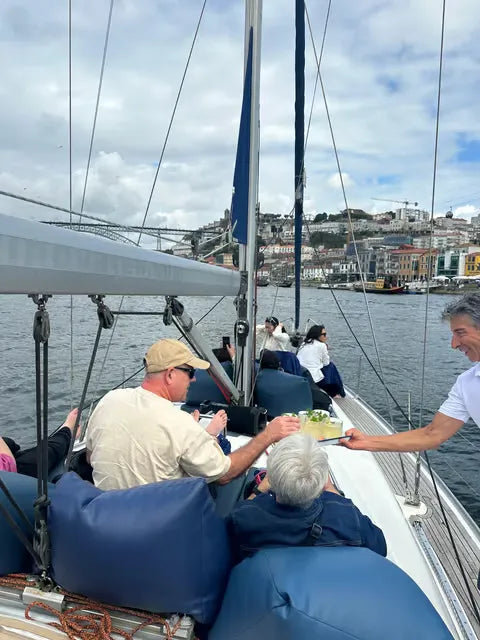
320, 417, 343, 439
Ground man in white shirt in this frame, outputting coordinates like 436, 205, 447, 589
343, 293, 480, 452
87, 338, 299, 490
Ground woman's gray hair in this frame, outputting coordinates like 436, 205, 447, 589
442, 293, 480, 329
267, 433, 329, 508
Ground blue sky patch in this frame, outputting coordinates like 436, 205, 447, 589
377, 174, 399, 185
378, 75, 400, 93
456, 135, 480, 163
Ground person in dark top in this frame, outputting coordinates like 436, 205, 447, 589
227, 433, 386, 562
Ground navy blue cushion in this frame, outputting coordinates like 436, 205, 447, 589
210, 547, 453, 640
254, 369, 313, 417
274, 351, 303, 376
185, 362, 233, 407
0, 471, 37, 575
49, 473, 231, 624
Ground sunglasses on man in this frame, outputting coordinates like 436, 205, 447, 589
175, 366, 196, 379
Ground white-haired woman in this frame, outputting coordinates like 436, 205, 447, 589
227, 433, 386, 562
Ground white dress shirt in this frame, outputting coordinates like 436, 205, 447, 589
297, 340, 330, 383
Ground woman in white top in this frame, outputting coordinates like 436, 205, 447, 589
256, 316, 291, 352
297, 325, 345, 398
297, 325, 330, 383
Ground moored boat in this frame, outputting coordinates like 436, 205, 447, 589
354, 278, 405, 294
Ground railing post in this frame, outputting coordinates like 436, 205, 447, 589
355, 354, 362, 398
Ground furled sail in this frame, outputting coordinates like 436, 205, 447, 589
231, 27, 253, 246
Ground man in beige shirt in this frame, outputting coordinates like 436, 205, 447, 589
86, 339, 300, 490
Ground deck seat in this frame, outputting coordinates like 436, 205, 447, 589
254, 369, 313, 418
209, 546, 454, 640
184, 362, 234, 409
49, 472, 231, 625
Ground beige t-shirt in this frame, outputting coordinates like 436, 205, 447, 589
86, 386, 231, 490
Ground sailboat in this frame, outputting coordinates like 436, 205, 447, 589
0, 1, 479, 639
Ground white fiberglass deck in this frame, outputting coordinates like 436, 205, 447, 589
333, 391, 480, 639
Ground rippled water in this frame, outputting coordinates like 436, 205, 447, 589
1, 288, 478, 524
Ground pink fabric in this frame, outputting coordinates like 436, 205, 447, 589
0, 454, 17, 473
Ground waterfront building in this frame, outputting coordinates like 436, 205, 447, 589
464, 252, 480, 277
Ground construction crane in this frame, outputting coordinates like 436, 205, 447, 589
371, 197, 418, 208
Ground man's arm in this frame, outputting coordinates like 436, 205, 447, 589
342, 411, 464, 453
217, 416, 300, 485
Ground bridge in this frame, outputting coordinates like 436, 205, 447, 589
40, 221, 223, 250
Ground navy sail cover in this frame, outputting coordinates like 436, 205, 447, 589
231, 28, 253, 246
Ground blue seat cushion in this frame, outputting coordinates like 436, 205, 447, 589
0, 471, 38, 575
49, 472, 231, 624
209, 547, 453, 640
254, 369, 313, 417
185, 362, 233, 407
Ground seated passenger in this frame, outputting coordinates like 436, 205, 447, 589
227, 433, 386, 562
256, 316, 291, 352
297, 325, 345, 397
259, 349, 282, 370
86, 339, 300, 490
1, 409, 78, 477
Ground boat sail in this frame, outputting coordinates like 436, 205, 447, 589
0, 1, 479, 639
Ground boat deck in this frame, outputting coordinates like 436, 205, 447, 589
335, 393, 480, 638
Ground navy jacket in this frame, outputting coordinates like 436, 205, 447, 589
227, 491, 387, 562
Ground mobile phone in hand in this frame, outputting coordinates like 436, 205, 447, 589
316, 435, 351, 447
222, 336, 231, 348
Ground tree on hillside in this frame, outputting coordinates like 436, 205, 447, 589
313, 212, 328, 223
328, 210, 372, 222
309, 231, 345, 249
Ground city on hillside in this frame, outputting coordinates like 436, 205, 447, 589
170, 206, 480, 286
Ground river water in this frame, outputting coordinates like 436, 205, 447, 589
1, 288, 479, 524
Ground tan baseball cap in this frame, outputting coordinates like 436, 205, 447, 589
144, 339, 210, 373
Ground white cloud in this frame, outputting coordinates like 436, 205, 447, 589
453, 204, 480, 220
0, 0, 480, 236
326, 173, 354, 191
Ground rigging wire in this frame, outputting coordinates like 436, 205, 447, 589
418, 0, 446, 437
69, 0, 114, 419
68, 0, 74, 410
0, 189, 158, 238
304, 0, 480, 623
139, 0, 208, 243
88, 0, 208, 418
434, 451, 480, 504
421, 0, 480, 622
78, 0, 115, 225
247, 283, 281, 406
304, 2, 404, 478
269, 0, 330, 223
303, 0, 331, 179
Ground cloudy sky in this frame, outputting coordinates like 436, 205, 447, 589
1, 0, 480, 247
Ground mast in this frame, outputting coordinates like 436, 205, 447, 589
294, 0, 305, 331
231, 0, 262, 404
244, 1, 262, 402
